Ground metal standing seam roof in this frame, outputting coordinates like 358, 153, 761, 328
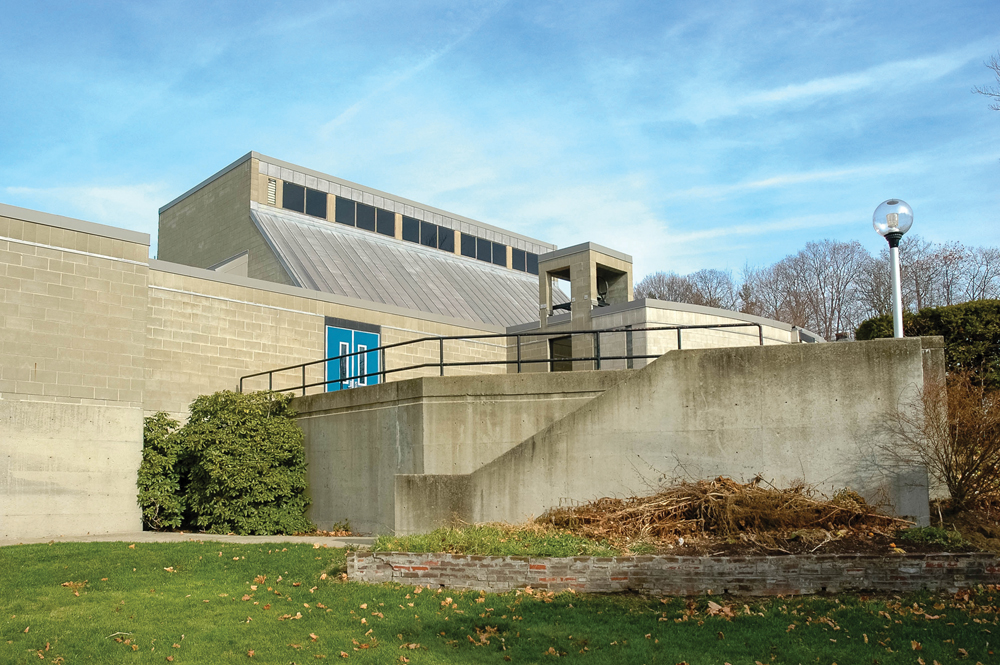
250, 207, 563, 328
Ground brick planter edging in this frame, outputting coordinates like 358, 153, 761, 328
348, 551, 1000, 596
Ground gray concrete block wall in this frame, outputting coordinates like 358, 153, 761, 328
158, 159, 293, 286
145, 264, 512, 420
0, 210, 149, 539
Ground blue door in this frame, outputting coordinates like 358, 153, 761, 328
326, 324, 380, 391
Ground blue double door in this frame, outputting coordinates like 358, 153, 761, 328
325, 319, 380, 392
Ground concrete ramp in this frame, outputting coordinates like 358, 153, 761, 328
395, 337, 941, 534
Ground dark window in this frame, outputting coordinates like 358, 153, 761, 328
376, 209, 395, 236
282, 182, 305, 213
526, 252, 539, 275
476, 238, 491, 262
335, 196, 355, 226
356, 202, 376, 231
305, 188, 327, 218
511, 248, 526, 271
420, 221, 437, 248
437, 227, 454, 252
492, 242, 506, 266
549, 336, 573, 372
461, 233, 477, 258
402, 216, 419, 243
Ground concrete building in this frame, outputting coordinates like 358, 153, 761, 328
5, 152, 921, 544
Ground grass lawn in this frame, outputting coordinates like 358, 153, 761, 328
0, 541, 997, 664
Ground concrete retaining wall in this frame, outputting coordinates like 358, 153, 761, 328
293, 371, 630, 534
461, 337, 938, 530
349, 550, 1000, 596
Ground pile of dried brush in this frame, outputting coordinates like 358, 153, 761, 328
538, 476, 903, 548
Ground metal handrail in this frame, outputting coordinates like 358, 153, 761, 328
238, 322, 765, 395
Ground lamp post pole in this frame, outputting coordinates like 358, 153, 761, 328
873, 199, 913, 339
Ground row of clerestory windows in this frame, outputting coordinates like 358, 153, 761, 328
278, 180, 538, 274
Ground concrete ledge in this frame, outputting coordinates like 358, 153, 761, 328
348, 550, 1000, 596
0, 201, 151, 245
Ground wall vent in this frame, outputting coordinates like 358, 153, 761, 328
267, 178, 277, 205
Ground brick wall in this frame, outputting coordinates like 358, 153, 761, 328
349, 551, 1000, 596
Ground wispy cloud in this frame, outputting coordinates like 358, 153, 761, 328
672, 42, 989, 124
319, 0, 509, 136
3, 183, 166, 251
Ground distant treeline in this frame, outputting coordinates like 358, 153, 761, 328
635, 236, 1000, 341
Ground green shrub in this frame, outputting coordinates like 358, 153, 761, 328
373, 524, 619, 557
179, 390, 315, 535
897, 526, 966, 548
855, 300, 1000, 387
138, 412, 185, 530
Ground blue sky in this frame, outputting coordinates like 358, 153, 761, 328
1, 0, 998, 278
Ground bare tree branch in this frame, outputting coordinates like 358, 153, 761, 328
972, 51, 1000, 111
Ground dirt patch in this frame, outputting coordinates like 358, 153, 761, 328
538, 477, 986, 557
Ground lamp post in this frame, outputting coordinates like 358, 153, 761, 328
872, 199, 913, 338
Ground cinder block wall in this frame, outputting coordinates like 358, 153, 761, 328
0, 204, 149, 539
157, 156, 293, 285
145, 262, 509, 421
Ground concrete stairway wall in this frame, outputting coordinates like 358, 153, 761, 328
395, 337, 942, 534
293, 370, 631, 534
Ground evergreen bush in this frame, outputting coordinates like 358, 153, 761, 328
138, 390, 315, 535
181, 390, 315, 535
138, 412, 185, 530
856, 300, 1000, 387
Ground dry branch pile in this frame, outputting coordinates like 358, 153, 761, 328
538, 477, 904, 552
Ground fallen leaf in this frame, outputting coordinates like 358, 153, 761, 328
310, 634, 319, 642
167, 658, 174, 662
320, 574, 328, 580
339, 652, 349, 658
247, 650, 254, 657
913, 641, 923, 651
128, 544, 135, 549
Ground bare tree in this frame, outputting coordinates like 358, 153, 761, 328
792, 240, 870, 340
972, 51, 1000, 111
856, 251, 893, 318
634, 271, 697, 301
884, 371, 1000, 509
738, 261, 813, 330
964, 246, 1000, 301
687, 269, 738, 310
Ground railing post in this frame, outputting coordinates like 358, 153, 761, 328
677, 328, 682, 350
626, 325, 633, 369
594, 331, 601, 370
268, 372, 272, 391
381, 347, 387, 384
439, 338, 445, 376
758, 324, 764, 346
302, 365, 306, 396
239, 377, 243, 394
516, 335, 522, 373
